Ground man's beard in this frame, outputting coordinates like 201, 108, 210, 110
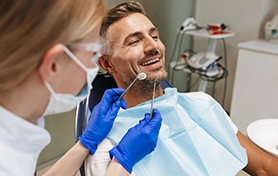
122, 66, 168, 96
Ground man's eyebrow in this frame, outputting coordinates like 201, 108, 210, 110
124, 31, 142, 43
149, 27, 158, 33
123, 27, 159, 44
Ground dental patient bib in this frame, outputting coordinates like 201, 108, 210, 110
88, 88, 247, 176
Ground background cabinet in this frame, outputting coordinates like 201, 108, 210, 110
230, 40, 278, 135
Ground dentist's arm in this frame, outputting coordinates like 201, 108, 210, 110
43, 141, 90, 176
44, 88, 126, 176
44, 89, 162, 176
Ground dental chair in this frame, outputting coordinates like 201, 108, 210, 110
75, 73, 171, 176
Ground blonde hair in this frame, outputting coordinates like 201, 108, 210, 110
0, 0, 106, 92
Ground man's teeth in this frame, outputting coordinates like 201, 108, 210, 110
141, 58, 159, 66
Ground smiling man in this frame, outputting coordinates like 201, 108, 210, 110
85, 1, 278, 176
99, 5, 166, 108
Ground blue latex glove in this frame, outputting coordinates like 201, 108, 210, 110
109, 108, 162, 173
79, 88, 126, 154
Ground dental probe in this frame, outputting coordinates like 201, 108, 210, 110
150, 82, 156, 118
118, 72, 146, 100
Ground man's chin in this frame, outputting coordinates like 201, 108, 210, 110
151, 71, 167, 82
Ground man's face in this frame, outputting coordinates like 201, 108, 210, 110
106, 13, 167, 87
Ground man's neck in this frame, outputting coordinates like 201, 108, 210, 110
123, 85, 164, 108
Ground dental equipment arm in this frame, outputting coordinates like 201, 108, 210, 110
180, 17, 197, 32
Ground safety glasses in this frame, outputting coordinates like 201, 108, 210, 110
67, 39, 103, 63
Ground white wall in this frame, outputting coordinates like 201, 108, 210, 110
194, 0, 278, 112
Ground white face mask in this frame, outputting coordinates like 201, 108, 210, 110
42, 45, 99, 116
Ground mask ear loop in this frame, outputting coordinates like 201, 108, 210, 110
63, 46, 90, 72
44, 81, 59, 100
63, 45, 96, 124
63, 44, 94, 91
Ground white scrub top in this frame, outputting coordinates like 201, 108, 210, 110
0, 106, 51, 176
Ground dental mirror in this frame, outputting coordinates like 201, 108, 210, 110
118, 72, 146, 100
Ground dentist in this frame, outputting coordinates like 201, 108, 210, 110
0, 0, 162, 176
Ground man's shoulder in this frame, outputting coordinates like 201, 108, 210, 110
179, 91, 214, 101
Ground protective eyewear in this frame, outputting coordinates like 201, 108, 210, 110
67, 40, 103, 63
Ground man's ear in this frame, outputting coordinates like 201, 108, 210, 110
98, 55, 116, 74
38, 44, 65, 83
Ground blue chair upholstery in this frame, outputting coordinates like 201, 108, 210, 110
75, 73, 171, 175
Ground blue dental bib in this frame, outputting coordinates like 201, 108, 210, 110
107, 88, 247, 176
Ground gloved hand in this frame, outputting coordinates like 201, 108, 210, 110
109, 108, 162, 173
79, 88, 126, 155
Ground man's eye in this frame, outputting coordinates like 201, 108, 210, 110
129, 40, 139, 45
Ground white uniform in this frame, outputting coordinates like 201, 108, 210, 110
0, 106, 50, 176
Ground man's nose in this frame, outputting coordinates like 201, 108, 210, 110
144, 36, 158, 53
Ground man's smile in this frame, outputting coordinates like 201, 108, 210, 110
141, 58, 160, 66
